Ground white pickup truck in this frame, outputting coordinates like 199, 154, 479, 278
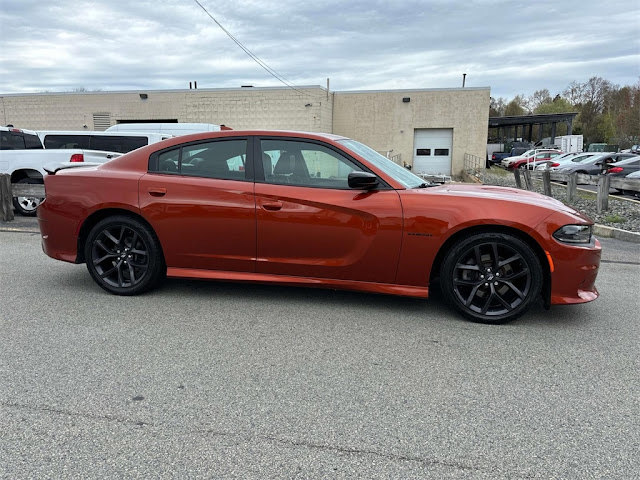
0, 126, 121, 215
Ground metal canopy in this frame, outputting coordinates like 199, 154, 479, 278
488, 112, 578, 128
489, 112, 579, 143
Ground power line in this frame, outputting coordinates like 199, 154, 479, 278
192, 0, 316, 98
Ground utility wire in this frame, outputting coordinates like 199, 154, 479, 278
193, 0, 316, 98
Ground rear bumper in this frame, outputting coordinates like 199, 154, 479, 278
37, 201, 80, 263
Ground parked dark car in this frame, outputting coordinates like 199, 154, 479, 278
603, 155, 640, 192
489, 147, 529, 165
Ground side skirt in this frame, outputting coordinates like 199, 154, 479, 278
166, 267, 429, 298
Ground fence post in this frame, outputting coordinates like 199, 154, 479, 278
597, 174, 611, 213
567, 173, 577, 203
522, 169, 532, 190
0, 174, 15, 222
513, 169, 522, 189
542, 170, 551, 196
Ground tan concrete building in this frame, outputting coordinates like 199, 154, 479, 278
0, 85, 489, 176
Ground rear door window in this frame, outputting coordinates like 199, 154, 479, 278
90, 135, 148, 153
44, 135, 91, 149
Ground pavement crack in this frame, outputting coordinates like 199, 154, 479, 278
600, 259, 640, 266
1, 401, 152, 427
262, 435, 486, 473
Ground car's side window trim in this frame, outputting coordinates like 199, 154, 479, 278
253, 136, 391, 190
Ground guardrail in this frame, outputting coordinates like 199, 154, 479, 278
0, 174, 45, 222
513, 169, 640, 212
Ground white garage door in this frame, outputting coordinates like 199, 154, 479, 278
413, 129, 453, 175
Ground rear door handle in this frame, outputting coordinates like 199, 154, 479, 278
262, 201, 283, 211
148, 187, 167, 197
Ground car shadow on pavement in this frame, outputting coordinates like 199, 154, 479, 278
44, 266, 598, 328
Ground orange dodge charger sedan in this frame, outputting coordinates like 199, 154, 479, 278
38, 130, 601, 324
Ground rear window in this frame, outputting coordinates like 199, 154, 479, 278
24, 133, 44, 149
0, 130, 43, 150
43, 134, 148, 153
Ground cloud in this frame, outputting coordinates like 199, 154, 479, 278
0, 0, 638, 98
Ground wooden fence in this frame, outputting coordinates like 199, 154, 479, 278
513, 169, 640, 212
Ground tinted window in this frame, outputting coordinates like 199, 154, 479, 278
24, 133, 44, 149
416, 149, 431, 156
44, 135, 91, 149
0, 130, 25, 150
434, 149, 449, 156
261, 139, 363, 189
90, 135, 148, 153
156, 149, 180, 174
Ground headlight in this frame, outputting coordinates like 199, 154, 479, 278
553, 225, 593, 244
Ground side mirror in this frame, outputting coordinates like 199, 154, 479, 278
348, 171, 379, 190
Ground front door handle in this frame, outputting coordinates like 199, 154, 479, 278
148, 187, 167, 197
262, 201, 283, 211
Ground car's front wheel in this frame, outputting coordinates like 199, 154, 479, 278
440, 233, 543, 324
84, 215, 165, 295
12, 178, 44, 216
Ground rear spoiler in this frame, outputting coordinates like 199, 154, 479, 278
44, 162, 103, 175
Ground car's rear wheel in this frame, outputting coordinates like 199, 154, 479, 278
84, 215, 165, 295
440, 233, 543, 324
12, 178, 44, 216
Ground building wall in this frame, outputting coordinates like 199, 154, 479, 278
332, 88, 490, 174
0, 87, 332, 133
0, 86, 489, 175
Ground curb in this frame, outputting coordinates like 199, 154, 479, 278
593, 224, 640, 244
0, 226, 39, 233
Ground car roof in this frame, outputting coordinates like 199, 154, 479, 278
0, 126, 39, 135
148, 130, 350, 147
612, 155, 640, 165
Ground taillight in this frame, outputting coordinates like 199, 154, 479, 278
551, 163, 559, 167
608, 167, 623, 174
70, 153, 84, 162
492, 154, 497, 160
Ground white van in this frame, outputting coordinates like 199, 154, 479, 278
105, 122, 227, 136
37, 130, 171, 154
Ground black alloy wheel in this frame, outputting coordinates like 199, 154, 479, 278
441, 233, 543, 324
84, 216, 165, 295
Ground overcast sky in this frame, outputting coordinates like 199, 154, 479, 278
1, 0, 638, 100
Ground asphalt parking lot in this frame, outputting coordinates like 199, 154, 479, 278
1, 221, 639, 479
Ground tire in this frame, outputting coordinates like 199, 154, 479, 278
12, 177, 44, 216
84, 215, 165, 295
440, 233, 543, 324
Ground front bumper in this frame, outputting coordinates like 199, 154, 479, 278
549, 237, 601, 305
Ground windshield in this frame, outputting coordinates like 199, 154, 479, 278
338, 139, 426, 188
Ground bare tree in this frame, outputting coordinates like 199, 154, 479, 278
528, 89, 552, 111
